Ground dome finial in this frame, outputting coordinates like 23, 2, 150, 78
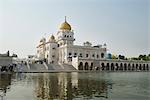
65, 16, 67, 22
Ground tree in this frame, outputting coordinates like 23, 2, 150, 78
118, 55, 125, 60
12, 54, 18, 57
138, 54, 150, 61
112, 54, 118, 59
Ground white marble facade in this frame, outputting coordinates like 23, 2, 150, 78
37, 18, 107, 65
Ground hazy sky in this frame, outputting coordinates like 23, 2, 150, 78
0, 0, 150, 58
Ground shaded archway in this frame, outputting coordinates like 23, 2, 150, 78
101, 63, 105, 71
90, 62, 94, 70
132, 64, 135, 71
78, 62, 83, 70
139, 64, 142, 71
115, 63, 119, 70
84, 62, 89, 70
96, 67, 100, 70
143, 64, 146, 71
124, 63, 127, 71
146, 64, 149, 71
120, 63, 123, 71
128, 64, 131, 71
136, 64, 138, 71
106, 63, 109, 71
111, 63, 115, 71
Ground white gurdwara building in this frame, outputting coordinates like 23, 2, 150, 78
36, 18, 150, 71
37, 18, 106, 69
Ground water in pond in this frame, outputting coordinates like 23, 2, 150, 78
0, 72, 150, 100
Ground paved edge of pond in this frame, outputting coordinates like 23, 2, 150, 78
13, 70, 150, 73
14, 70, 95, 73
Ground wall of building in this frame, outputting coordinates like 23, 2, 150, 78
59, 45, 106, 64
55, 30, 75, 46
0, 56, 12, 66
76, 58, 150, 71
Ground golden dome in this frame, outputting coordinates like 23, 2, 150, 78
59, 17, 71, 30
40, 37, 46, 43
49, 35, 55, 42
51, 35, 55, 40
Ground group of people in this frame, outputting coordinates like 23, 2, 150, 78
0, 64, 16, 72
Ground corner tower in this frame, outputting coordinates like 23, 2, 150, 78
55, 17, 75, 46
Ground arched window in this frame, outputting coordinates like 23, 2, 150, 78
92, 54, 95, 57
74, 53, 77, 57
69, 52, 72, 57
101, 53, 104, 58
106, 63, 109, 67
79, 53, 82, 57
86, 54, 88, 58
101, 63, 105, 71
78, 62, 83, 70
116, 63, 118, 66
52, 55, 55, 58
97, 54, 99, 58
90, 63, 94, 70
85, 62, 89, 70
74, 53, 77, 55
101, 63, 105, 67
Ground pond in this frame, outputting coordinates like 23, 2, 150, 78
0, 72, 150, 100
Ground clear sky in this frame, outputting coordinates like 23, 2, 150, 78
0, 0, 149, 58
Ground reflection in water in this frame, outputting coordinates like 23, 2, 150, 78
1, 72, 149, 100
34, 72, 112, 100
0, 74, 13, 100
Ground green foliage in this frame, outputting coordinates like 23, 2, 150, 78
118, 55, 125, 60
112, 54, 118, 59
109, 53, 150, 61
131, 54, 150, 61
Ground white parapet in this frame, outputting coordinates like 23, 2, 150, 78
43, 62, 48, 70
26, 61, 30, 70
72, 57, 79, 70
